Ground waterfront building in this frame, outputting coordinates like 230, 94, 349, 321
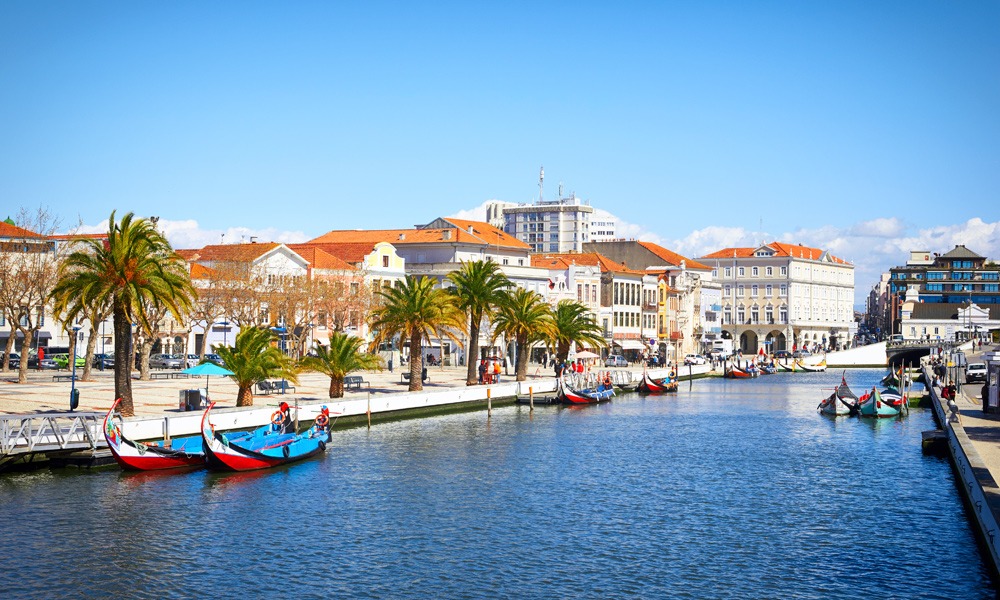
701, 242, 855, 353
886, 245, 1000, 336
898, 285, 998, 343
529, 254, 603, 361
589, 213, 617, 243
531, 251, 657, 362
308, 217, 553, 364
581, 240, 716, 356
864, 273, 891, 342
0, 220, 58, 357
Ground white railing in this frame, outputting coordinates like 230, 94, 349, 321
0, 412, 105, 456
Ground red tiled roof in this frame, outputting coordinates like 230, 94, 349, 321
309, 220, 530, 251
0, 222, 42, 238
637, 241, 713, 271
188, 242, 281, 263
299, 242, 380, 265
189, 263, 216, 279
286, 244, 356, 271
531, 252, 647, 276
701, 241, 850, 265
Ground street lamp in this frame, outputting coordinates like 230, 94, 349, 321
69, 326, 81, 411
216, 320, 230, 348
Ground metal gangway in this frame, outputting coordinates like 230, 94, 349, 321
1, 412, 107, 468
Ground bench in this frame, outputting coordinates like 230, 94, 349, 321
344, 375, 369, 391
400, 371, 429, 384
150, 372, 190, 380
257, 380, 295, 394
52, 374, 74, 382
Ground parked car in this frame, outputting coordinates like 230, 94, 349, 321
792, 350, 811, 358
605, 354, 628, 367
92, 353, 115, 369
186, 354, 201, 368
51, 354, 86, 369
684, 354, 706, 365
149, 353, 184, 369
28, 356, 60, 370
966, 363, 988, 384
774, 350, 792, 359
2, 352, 20, 369
204, 353, 225, 367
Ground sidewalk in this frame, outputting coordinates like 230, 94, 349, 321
952, 348, 1000, 474
0, 361, 582, 417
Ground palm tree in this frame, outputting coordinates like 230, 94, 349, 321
491, 288, 555, 381
551, 300, 607, 362
369, 275, 465, 392
446, 260, 511, 385
214, 326, 298, 407
50, 212, 195, 416
301, 332, 383, 398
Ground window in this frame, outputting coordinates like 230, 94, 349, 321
723, 308, 732, 324
780, 285, 787, 297
766, 266, 773, 276
382, 255, 389, 268
751, 267, 758, 277
765, 306, 774, 324
738, 267, 745, 277
780, 267, 787, 276
737, 285, 745, 297
765, 284, 773, 297
750, 307, 759, 324
577, 284, 583, 302
724, 267, 732, 278
751, 285, 758, 297
737, 308, 746, 324
723, 285, 731, 297
779, 307, 787, 323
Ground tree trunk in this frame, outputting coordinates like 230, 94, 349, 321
515, 338, 530, 382
139, 338, 153, 380
330, 376, 344, 398
1, 329, 15, 372
237, 385, 254, 407
465, 321, 480, 386
17, 328, 33, 384
81, 327, 99, 381
113, 302, 135, 417
557, 341, 571, 363
409, 331, 423, 392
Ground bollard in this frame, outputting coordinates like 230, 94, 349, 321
487, 388, 492, 418
529, 386, 534, 411
163, 417, 171, 448
367, 392, 371, 429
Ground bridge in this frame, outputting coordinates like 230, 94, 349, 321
887, 340, 963, 368
0, 412, 108, 472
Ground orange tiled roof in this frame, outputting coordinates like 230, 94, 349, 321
0, 222, 42, 238
531, 252, 647, 276
299, 242, 380, 265
175, 249, 200, 261
701, 241, 850, 265
189, 242, 281, 263
189, 263, 216, 279
637, 241, 713, 271
286, 244, 356, 271
310, 221, 530, 251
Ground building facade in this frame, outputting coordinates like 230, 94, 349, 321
701, 242, 855, 353
498, 195, 594, 254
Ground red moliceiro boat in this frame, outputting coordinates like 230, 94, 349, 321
200, 402, 330, 471
103, 398, 206, 471
637, 371, 678, 394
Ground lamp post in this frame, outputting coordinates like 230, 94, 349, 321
69, 326, 81, 411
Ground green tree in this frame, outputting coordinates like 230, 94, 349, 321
50, 212, 195, 416
369, 275, 465, 392
492, 288, 555, 381
446, 260, 511, 385
551, 300, 606, 362
301, 332, 383, 398
214, 326, 298, 407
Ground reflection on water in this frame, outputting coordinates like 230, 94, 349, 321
0, 369, 993, 598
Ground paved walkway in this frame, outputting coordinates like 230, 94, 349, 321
0, 361, 606, 417
950, 348, 1000, 472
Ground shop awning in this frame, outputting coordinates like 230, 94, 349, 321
616, 340, 646, 350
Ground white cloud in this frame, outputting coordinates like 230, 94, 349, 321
850, 217, 905, 238
71, 218, 311, 250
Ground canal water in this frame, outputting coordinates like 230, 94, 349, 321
1, 369, 994, 598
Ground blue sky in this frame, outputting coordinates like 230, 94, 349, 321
2, 1, 998, 307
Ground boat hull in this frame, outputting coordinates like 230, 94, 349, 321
637, 372, 678, 394
201, 403, 329, 472
103, 399, 206, 471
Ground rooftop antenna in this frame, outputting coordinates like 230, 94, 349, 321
558, 182, 564, 198
538, 166, 544, 203
759, 216, 763, 245
220, 233, 225, 244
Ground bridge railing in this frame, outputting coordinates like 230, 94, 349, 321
0, 412, 106, 456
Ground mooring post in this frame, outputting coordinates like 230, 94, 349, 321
163, 417, 171, 448
529, 386, 534, 411
487, 388, 492, 417
367, 392, 371, 429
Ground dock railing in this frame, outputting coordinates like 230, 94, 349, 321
0, 412, 106, 457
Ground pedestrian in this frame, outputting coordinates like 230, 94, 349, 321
37, 346, 44, 371
388, 356, 393, 373
479, 359, 487, 384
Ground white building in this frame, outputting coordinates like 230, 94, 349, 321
498, 194, 594, 254
702, 242, 855, 353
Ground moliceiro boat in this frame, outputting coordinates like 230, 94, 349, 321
637, 370, 678, 394
201, 402, 331, 471
817, 374, 859, 416
796, 358, 827, 372
857, 388, 899, 418
558, 377, 615, 405
103, 398, 208, 471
